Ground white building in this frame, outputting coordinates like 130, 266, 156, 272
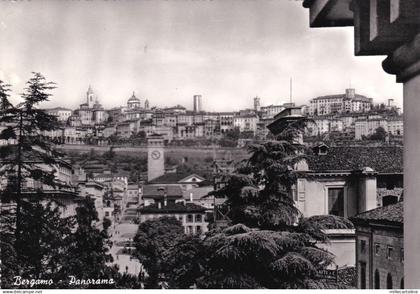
309, 88, 373, 116
45, 107, 73, 123
233, 114, 259, 134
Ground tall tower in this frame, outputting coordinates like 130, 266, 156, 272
147, 134, 165, 182
345, 88, 355, 99
254, 96, 261, 112
144, 99, 150, 110
87, 85, 95, 108
193, 95, 202, 112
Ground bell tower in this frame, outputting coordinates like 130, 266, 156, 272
147, 134, 165, 182
87, 85, 94, 108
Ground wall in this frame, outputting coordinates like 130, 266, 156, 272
356, 225, 404, 289
299, 177, 363, 218
372, 228, 404, 289
318, 231, 356, 268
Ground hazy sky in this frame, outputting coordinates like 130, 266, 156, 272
0, 0, 402, 111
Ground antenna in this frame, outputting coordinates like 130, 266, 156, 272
289, 77, 293, 104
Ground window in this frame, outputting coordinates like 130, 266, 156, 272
382, 195, 398, 207
187, 226, 193, 234
196, 226, 202, 234
195, 214, 202, 222
105, 211, 110, 217
400, 248, 404, 263
187, 214, 193, 223
360, 262, 366, 289
328, 188, 344, 217
178, 216, 183, 222
375, 244, 380, 256
387, 246, 394, 260
360, 240, 366, 253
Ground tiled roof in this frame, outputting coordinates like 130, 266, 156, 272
148, 173, 206, 184
351, 202, 403, 225
307, 146, 403, 173
46, 107, 72, 111
182, 186, 214, 200
142, 185, 183, 198
139, 202, 206, 213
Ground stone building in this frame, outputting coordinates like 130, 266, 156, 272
73, 85, 107, 126
351, 202, 404, 289
127, 92, 141, 109
302, 0, 419, 287
309, 88, 373, 116
45, 107, 73, 123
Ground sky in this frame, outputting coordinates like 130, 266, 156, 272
0, 0, 403, 112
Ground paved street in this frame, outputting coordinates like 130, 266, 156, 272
109, 209, 143, 277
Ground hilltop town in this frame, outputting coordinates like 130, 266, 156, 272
40, 86, 402, 148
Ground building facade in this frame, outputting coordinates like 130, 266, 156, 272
351, 202, 404, 289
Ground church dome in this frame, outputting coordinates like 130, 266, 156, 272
128, 92, 140, 103
93, 102, 104, 110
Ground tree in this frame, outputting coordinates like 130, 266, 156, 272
103, 146, 116, 160
0, 73, 64, 261
130, 131, 147, 146
369, 126, 387, 141
60, 196, 115, 287
163, 234, 206, 289
17, 200, 74, 283
0, 207, 19, 287
164, 118, 354, 289
133, 217, 185, 288
225, 128, 240, 141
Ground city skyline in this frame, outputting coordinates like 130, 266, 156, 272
0, 0, 403, 112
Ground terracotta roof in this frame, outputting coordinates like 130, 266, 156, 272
307, 146, 403, 174
351, 202, 403, 225
142, 185, 183, 198
139, 202, 206, 213
148, 173, 206, 184
182, 186, 214, 200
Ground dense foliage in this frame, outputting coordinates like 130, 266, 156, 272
133, 217, 185, 288
59, 197, 115, 286
0, 75, 140, 289
159, 118, 354, 289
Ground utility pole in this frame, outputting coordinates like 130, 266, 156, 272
289, 77, 293, 104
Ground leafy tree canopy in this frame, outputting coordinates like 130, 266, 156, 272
133, 216, 184, 288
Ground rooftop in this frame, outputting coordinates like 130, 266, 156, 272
351, 201, 403, 225
139, 202, 207, 213
148, 173, 207, 185
142, 185, 183, 198
127, 92, 140, 102
183, 186, 214, 200
311, 93, 372, 102
307, 146, 403, 174
45, 107, 73, 111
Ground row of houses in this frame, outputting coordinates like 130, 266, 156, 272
306, 113, 403, 140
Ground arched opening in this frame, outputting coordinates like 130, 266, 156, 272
400, 278, 404, 289
360, 262, 366, 289
382, 195, 398, 206
375, 269, 380, 289
387, 273, 393, 289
